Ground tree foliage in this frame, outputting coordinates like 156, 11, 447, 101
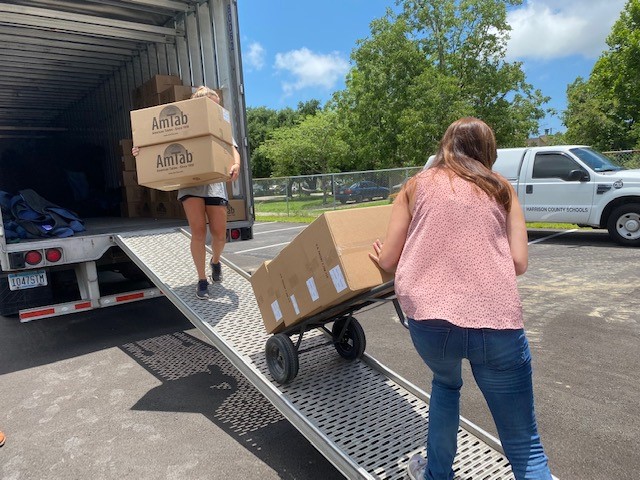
255, 110, 349, 178
564, 0, 640, 150
249, 0, 551, 175
333, 0, 548, 168
246, 101, 322, 178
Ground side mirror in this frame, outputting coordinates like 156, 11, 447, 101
567, 169, 590, 182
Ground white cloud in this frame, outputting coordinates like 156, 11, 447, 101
505, 0, 627, 61
246, 42, 265, 71
274, 47, 349, 96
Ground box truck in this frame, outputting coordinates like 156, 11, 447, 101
0, 0, 254, 319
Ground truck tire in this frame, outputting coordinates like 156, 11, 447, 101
607, 203, 640, 247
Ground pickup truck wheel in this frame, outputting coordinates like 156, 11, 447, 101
607, 203, 640, 246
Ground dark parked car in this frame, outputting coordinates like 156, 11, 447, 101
335, 181, 390, 204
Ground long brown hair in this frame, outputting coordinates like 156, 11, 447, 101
430, 117, 511, 211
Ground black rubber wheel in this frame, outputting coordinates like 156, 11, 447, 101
355, 195, 363, 203
607, 203, 640, 247
265, 334, 299, 384
332, 316, 366, 360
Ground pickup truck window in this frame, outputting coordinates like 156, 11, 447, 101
569, 147, 625, 172
532, 153, 585, 181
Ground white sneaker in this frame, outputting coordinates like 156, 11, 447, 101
407, 453, 427, 480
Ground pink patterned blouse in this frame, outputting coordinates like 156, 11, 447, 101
395, 168, 524, 330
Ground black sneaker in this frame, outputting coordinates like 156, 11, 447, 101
211, 262, 222, 283
196, 279, 210, 299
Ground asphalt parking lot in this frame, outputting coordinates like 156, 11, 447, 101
1, 223, 638, 480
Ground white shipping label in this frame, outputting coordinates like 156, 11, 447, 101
329, 265, 347, 293
271, 300, 283, 322
306, 277, 320, 301
290, 295, 300, 315
223, 109, 231, 123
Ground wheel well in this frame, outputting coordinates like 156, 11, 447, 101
600, 196, 640, 227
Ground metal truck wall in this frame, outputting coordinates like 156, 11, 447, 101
0, 0, 249, 196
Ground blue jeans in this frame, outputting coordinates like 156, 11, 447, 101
408, 319, 552, 480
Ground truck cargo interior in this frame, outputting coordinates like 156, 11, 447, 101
0, 0, 251, 237
0, 0, 252, 317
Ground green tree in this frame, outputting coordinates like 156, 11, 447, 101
333, 13, 428, 169
255, 110, 349, 200
564, 0, 640, 150
247, 100, 323, 178
335, 0, 548, 168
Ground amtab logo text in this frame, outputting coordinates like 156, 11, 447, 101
157, 144, 193, 168
152, 105, 188, 130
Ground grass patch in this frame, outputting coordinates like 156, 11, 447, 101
254, 195, 390, 217
526, 222, 583, 230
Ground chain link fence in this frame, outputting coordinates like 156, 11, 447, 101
603, 150, 640, 169
254, 150, 637, 218
253, 167, 422, 218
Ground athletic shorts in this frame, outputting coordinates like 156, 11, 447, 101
178, 195, 229, 206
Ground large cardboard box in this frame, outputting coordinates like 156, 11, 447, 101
121, 170, 138, 187
121, 202, 146, 218
122, 154, 136, 171
135, 135, 233, 191
250, 205, 393, 331
158, 85, 196, 104
130, 96, 233, 148
227, 198, 247, 221
141, 74, 182, 98
122, 185, 150, 203
251, 261, 296, 334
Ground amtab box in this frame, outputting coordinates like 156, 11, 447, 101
131, 96, 233, 147
135, 135, 233, 191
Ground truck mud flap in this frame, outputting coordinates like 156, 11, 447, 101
115, 228, 526, 480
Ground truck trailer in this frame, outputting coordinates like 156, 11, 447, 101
0, 0, 254, 319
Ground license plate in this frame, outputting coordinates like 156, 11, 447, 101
8, 270, 48, 291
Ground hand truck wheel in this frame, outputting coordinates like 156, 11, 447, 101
265, 333, 299, 384
332, 316, 366, 360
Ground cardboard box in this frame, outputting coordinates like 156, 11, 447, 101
150, 189, 176, 203
227, 199, 247, 221
250, 261, 295, 334
121, 170, 138, 187
135, 135, 233, 191
250, 205, 393, 331
130, 96, 233, 148
158, 85, 196, 104
141, 74, 182, 98
121, 202, 146, 218
119, 138, 133, 156
122, 154, 136, 171
122, 185, 150, 203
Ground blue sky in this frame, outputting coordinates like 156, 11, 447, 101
237, 0, 626, 136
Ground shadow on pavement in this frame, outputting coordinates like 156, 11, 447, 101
0, 299, 340, 479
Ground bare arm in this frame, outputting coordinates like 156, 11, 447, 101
229, 147, 241, 181
369, 185, 412, 272
506, 190, 528, 275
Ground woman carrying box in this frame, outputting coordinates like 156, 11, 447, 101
132, 86, 241, 299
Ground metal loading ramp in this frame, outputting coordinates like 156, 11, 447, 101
116, 228, 515, 480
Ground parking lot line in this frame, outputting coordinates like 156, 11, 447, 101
528, 229, 579, 245
252, 225, 306, 235
235, 241, 291, 254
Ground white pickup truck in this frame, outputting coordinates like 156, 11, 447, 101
428, 145, 640, 246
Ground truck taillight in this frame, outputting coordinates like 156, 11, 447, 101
25, 251, 43, 265
230, 229, 241, 240
45, 248, 62, 262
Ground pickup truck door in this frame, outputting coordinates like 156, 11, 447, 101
520, 152, 595, 223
